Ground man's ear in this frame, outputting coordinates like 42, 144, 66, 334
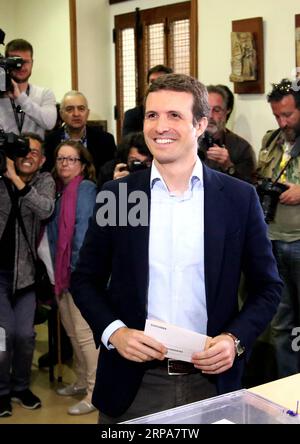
39, 155, 46, 169
195, 117, 208, 138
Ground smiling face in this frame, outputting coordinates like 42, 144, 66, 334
143, 89, 207, 167
15, 137, 45, 181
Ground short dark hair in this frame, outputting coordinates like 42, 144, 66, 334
206, 85, 228, 107
267, 78, 300, 110
145, 73, 210, 125
216, 84, 234, 121
5, 39, 33, 57
117, 132, 152, 163
147, 65, 173, 83
21, 132, 44, 155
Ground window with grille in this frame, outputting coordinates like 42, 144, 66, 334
113, 1, 197, 141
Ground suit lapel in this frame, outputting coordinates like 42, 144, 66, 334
127, 169, 151, 308
203, 165, 227, 315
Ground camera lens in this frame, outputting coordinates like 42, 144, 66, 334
257, 180, 287, 223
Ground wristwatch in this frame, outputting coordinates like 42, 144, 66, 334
222, 332, 245, 357
227, 165, 236, 175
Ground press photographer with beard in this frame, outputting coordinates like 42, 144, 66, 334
0, 133, 55, 417
0, 39, 57, 138
257, 78, 300, 379
198, 85, 256, 183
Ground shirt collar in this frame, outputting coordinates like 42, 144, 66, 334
150, 157, 203, 192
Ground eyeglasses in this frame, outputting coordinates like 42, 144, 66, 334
56, 156, 81, 165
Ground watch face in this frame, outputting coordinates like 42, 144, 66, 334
236, 340, 245, 356
228, 166, 235, 175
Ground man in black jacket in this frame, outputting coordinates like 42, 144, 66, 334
198, 85, 256, 183
43, 91, 116, 175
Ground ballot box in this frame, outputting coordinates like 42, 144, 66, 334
122, 389, 300, 424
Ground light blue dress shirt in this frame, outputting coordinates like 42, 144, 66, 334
102, 159, 207, 347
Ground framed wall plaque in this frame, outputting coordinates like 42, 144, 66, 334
231, 17, 264, 94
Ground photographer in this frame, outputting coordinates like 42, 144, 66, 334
0, 39, 57, 138
198, 85, 256, 183
97, 132, 152, 189
0, 133, 55, 417
257, 78, 300, 379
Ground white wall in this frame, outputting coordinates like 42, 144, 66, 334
0, 0, 71, 104
0, 0, 17, 41
76, 0, 112, 127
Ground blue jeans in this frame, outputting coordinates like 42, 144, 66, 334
271, 240, 300, 378
0, 270, 36, 396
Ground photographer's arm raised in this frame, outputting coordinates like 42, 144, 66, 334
4, 157, 26, 190
280, 182, 300, 205
113, 162, 130, 180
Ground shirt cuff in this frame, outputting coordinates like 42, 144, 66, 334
102, 320, 126, 350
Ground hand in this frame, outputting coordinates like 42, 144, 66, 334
4, 157, 25, 190
7, 78, 21, 100
206, 145, 233, 170
191, 334, 236, 374
113, 163, 130, 180
279, 182, 300, 205
4, 157, 18, 181
109, 327, 167, 362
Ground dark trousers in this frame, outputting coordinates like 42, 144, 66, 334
99, 367, 217, 424
0, 270, 36, 395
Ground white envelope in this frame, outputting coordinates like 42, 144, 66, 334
144, 319, 208, 363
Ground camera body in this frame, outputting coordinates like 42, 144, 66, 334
256, 179, 288, 223
0, 130, 30, 175
0, 55, 24, 93
127, 160, 149, 173
0, 29, 24, 92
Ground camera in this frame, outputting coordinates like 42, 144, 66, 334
127, 160, 149, 173
0, 29, 24, 92
256, 179, 288, 223
0, 130, 30, 175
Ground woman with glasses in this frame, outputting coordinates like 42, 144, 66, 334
45, 140, 98, 415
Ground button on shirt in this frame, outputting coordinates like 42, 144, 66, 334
148, 159, 207, 334
102, 158, 207, 347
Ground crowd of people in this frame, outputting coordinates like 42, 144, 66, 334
1, 38, 300, 424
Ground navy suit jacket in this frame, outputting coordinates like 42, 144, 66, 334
71, 164, 282, 417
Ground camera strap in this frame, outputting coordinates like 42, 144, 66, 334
4, 178, 37, 264
274, 136, 300, 183
10, 85, 30, 134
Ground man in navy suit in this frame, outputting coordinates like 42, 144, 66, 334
71, 74, 282, 423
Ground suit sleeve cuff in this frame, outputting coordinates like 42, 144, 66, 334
102, 320, 126, 349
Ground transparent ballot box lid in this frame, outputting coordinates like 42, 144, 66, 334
122, 389, 300, 424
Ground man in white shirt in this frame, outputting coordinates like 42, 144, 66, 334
0, 39, 56, 138
71, 74, 282, 424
